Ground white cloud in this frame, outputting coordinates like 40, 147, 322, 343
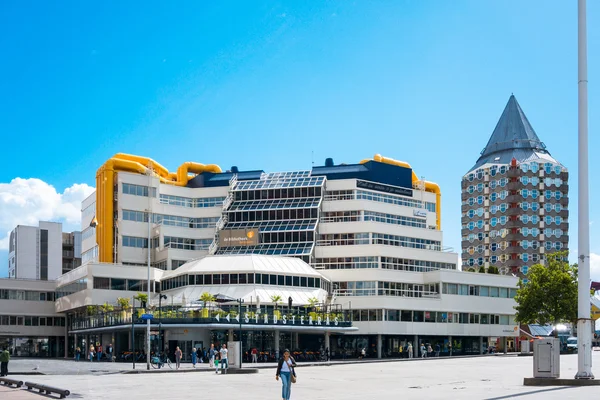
591, 253, 600, 282
0, 178, 95, 250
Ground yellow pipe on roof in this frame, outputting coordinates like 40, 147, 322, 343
95, 154, 222, 262
360, 154, 442, 230
113, 153, 170, 178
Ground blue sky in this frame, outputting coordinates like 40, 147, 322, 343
0, 1, 599, 278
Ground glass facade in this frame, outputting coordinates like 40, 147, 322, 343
0, 337, 65, 358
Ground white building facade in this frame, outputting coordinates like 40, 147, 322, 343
54, 153, 520, 359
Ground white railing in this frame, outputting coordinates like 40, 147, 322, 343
229, 174, 238, 190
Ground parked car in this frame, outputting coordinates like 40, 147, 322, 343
565, 337, 578, 354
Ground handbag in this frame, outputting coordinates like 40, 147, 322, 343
285, 360, 297, 383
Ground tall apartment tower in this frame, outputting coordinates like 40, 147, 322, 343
7, 221, 82, 280
461, 95, 569, 280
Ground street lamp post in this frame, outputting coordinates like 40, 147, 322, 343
238, 298, 244, 368
158, 294, 167, 352
131, 296, 136, 370
575, 0, 594, 380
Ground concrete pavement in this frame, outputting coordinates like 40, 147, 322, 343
6, 352, 600, 399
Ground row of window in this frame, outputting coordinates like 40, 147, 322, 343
355, 309, 515, 325
93, 277, 156, 292
321, 210, 427, 229
229, 198, 321, 212
123, 209, 220, 229
0, 289, 56, 301
122, 183, 156, 197
312, 257, 456, 272
56, 278, 88, 299
159, 194, 225, 208
260, 231, 315, 244
226, 219, 317, 233
161, 272, 329, 292
465, 162, 564, 182
520, 162, 564, 175
465, 253, 543, 266
324, 190, 436, 213
233, 186, 323, 201
316, 233, 441, 251
234, 176, 325, 191
442, 283, 517, 298
164, 237, 212, 251
216, 242, 314, 256
335, 281, 440, 298
227, 208, 319, 222
82, 227, 95, 241
82, 202, 96, 217
0, 315, 66, 327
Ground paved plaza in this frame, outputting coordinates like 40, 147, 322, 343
2, 353, 599, 399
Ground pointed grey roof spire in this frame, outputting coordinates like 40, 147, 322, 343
478, 95, 548, 160
467, 95, 559, 173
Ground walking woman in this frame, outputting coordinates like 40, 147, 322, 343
191, 347, 197, 369
175, 346, 182, 370
275, 349, 296, 400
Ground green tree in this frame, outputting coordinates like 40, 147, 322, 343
307, 297, 319, 308
478, 266, 486, 273
134, 293, 148, 308
199, 292, 215, 303
514, 252, 577, 332
487, 266, 499, 274
271, 295, 282, 308
117, 297, 130, 309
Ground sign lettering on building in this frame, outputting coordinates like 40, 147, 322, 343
356, 180, 412, 197
214, 312, 340, 327
218, 229, 260, 247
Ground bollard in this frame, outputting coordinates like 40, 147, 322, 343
25, 381, 70, 398
0, 377, 23, 388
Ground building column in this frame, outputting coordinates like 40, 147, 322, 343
274, 330, 280, 360
325, 331, 331, 352
294, 332, 299, 349
64, 328, 68, 358
377, 334, 382, 359
448, 336, 452, 357
503, 337, 507, 354
480, 336, 484, 354
228, 329, 234, 342
413, 335, 419, 358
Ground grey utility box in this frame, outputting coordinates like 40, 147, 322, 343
520, 340, 530, 353
533, 338, 560, 378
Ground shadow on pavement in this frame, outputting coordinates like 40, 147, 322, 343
485, 386, 576, 400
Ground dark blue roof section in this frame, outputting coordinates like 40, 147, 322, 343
311, 160, 413, 189
187, 170, 264, 188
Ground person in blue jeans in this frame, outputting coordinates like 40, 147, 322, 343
276, 349, 296, 400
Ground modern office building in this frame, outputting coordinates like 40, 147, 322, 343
7, 221, 82, 280
0, 278, 67, 357
461, 95, 569, 279
49, 152, 520, 360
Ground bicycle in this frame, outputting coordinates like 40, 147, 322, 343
151, 353, 172, 369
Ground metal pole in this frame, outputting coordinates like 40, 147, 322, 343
575, 0, 594, 380
239, 299, 243, 368
146, 165, 152, 370
132, 298, 135, 370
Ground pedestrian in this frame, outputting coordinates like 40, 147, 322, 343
108, 343, 114, 362
0, 348, 9, 377
275, 349, 296, 400
214, 350, 221, 374
89, 344, 95, 362
97, 343, 103, 361
252, 347, 258, 363
427, 344, 433, 357
448, 343, 453, 357
220, 344, 228, 374
191, 347, 197, 368
435, 343, 441, 357
201, 347, 206, 363
360, 347, 366, 359
75, 347, 81, 361
325, 347, 330, 362
209, 344, 216, 368
175, 346, 182, 370
420, 344, 426, 358
407, 342, 413, 359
